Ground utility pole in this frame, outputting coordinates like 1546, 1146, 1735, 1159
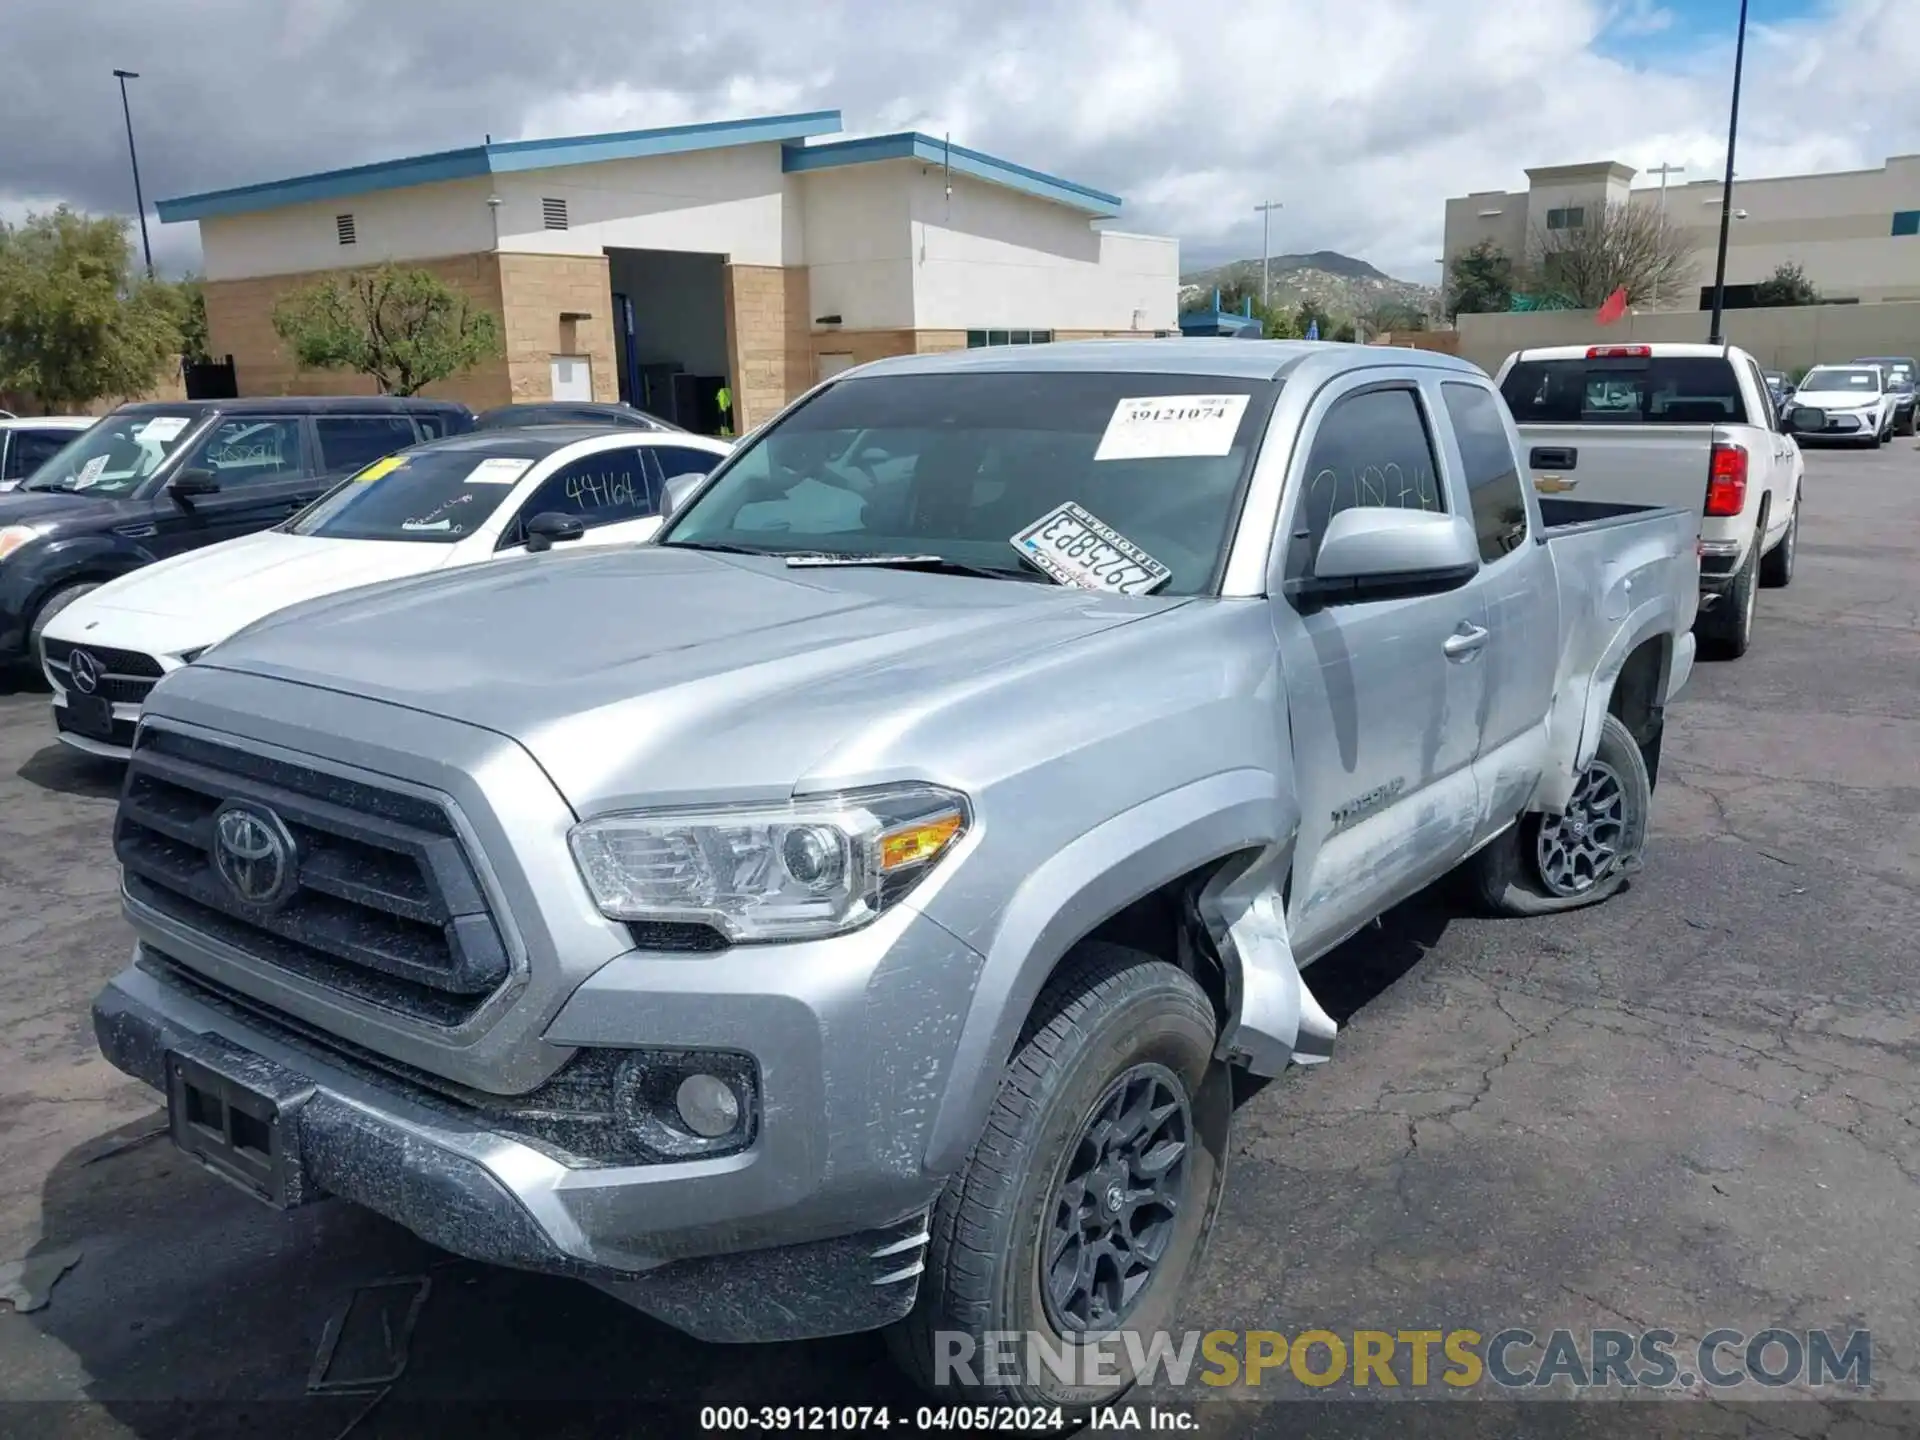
1708, 0, 1750, 344
1254, 200, 1283, 308
1647, 163, 1684, 310
112, 69, 153, 278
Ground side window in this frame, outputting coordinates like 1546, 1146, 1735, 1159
513, 448, 655, 542
315, 415, 418, 473
12, 431, 76, 478
182, 417, 306, 487
1440, 382, 1530, 563
1744, 361, 1779, 431
414, 413, 449, 441
651, 445, 722, 492
1293, 387, 1445, 570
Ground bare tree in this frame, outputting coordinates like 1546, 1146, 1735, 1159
1523, 201, 1698, 309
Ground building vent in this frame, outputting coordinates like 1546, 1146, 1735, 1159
335, 213, 357, 246
542, 197, 569, 230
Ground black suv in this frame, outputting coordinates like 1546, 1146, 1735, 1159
0, 396, 471, 664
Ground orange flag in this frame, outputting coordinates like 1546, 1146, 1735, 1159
1595, 286, 1629, 325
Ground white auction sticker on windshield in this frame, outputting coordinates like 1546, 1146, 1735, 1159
1011, 502, 1172, 596
1094, 393, 1249, 462
465, 457, 533, 486
75, 456, 109, 488
136, 416, 190, 443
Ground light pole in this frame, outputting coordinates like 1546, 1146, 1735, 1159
1647, 163, 1684, 309
112, 69, 153, 278
1254, 200, 1283, 308
1707, 0, 1749, 344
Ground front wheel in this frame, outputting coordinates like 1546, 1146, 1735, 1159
889, 944, 1230, 1410
1464, 713, 1652, 917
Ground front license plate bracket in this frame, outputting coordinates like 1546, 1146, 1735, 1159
165, 1041, 321, 1209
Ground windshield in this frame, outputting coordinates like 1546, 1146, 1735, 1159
658, 371, 1280, 596
285, 448, 530, 543
1800, 367, 1881, 393
22, 411, 202, 496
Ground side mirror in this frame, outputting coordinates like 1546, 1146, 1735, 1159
523, 511, 585, 553
659, 470, 708, 520
1287, 508, 1480, 606
168, 468, 220, 499
1783, 405, 1827, 436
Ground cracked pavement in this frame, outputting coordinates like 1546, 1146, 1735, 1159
0, 443, 1916, 1435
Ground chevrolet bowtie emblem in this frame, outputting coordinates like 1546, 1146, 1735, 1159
1534, 475, 1578, 493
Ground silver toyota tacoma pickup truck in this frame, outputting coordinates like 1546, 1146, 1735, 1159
92, 341, 1698, 1407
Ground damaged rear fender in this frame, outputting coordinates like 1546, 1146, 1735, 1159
918, 770, 1310, 1175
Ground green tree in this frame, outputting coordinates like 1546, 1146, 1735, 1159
1445, 240, 1515, 318
171, 275, 211, 363
0, 207, 181, 410
271, 263, 501, 395
1752, 261, 1820, 308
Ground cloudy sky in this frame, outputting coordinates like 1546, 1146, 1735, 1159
2, 0, 1915, 284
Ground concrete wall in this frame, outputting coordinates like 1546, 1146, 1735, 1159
907, 168, 1177, 332
800, 164, 915, 331
497, 252, 620, 403
197, 179, 500, 281
723, 264, 811, 430
1454, 300, 1920, 376
493, 143, 796, 267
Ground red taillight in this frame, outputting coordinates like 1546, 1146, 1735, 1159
1587, 345, 1652, 359
1705, 442, 1748, 517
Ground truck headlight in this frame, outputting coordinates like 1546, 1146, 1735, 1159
568, 784, 971, 942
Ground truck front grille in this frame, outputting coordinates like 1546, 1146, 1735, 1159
116, 728, 511, 1026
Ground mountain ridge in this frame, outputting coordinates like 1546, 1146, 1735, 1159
1179, 251, 1437, 324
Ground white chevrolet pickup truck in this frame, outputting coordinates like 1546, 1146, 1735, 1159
1495, 342, 1806, 660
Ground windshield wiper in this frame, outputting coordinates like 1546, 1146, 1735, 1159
784, 551, 1055, 583
23, 480, 80, 494
663, 539, 781, 557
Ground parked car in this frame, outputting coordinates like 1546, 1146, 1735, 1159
0, 416, 95, 492
473, 400, 680, 432
40, 427, 729, 758
1495, 342, 1803, 661
1792, 363, 1902, 446
1851, 356, 1918, 435
91, 341, 1701, 1408
0, 397, 471, 673
1761, 370, 1794, 413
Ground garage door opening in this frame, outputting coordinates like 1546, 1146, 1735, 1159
607, 248, 730, 434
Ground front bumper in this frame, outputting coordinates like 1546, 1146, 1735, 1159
94, 942, 961, 1343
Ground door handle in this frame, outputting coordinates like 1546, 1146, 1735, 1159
1443, 622, 1490, 660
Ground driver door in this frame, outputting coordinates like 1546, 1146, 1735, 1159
497, 444, 661, 552
148, 415, 314, 557
1270, 375, 1489, 962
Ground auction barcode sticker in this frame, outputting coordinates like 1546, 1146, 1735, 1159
1094, 393, 1250, 461
1011, 501, 1173, 596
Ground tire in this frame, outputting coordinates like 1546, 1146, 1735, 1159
27, 583, 99, 658
1696, 529, 1757, 660
1901, 409, 1917, 437
1464, 713, 1652, 917
888, 943, 1230, 1410
1866, 427, 1883, 449
1759, 503, 1797, 588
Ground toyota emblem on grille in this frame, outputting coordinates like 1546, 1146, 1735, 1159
212, 803, 298, 908
67, 649, 101, 695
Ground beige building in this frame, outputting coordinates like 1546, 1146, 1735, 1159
1444, 154, 1920, 309
157, 110, 1178, 430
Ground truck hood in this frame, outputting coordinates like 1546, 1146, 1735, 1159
61, 529, 455, 639
197, 545, 1181, 809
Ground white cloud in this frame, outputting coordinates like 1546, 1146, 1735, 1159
2, 0, 1917, 282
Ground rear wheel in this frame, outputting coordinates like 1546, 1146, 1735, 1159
1697, 531, 1757, 660
1759, 503, 1797, 588
889, 943, 1230, 1410
1465, 713, 1652, 917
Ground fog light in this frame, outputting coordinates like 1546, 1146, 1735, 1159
676, 1072, 741, 1138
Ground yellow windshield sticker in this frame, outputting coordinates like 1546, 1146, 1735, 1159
355, 456, 408, 483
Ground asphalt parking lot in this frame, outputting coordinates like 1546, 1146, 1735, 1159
1, 441, 1917, 1438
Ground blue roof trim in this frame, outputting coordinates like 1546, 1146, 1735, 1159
782, 133, 1122, 216
156, 110, 844, 222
